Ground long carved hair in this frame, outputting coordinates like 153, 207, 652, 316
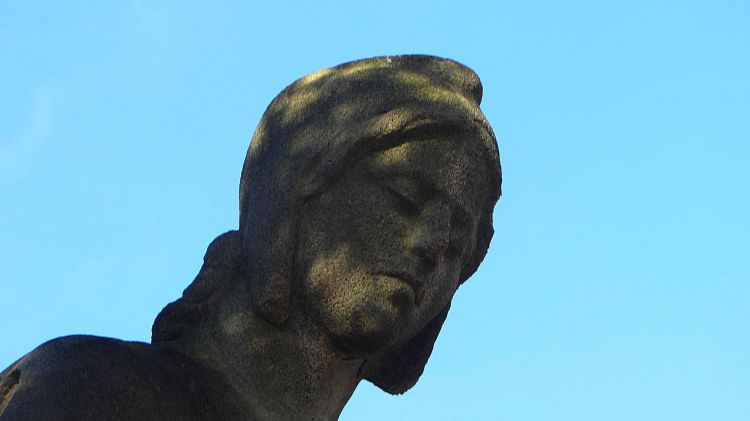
153, 55, 502, 394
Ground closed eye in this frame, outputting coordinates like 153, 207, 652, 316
374, 177, 426, 214
380, 184, 420, 214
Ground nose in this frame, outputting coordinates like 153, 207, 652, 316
409, 202, 451, 266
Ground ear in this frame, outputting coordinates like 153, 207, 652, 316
361, 303, 451, 395
248, 270, 292, 326
240, 188, 296, 327
243, 216, 295, 326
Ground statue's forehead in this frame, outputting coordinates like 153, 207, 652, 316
364, 136, 489, 213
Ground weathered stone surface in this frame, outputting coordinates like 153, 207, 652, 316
0, 55, 501, 421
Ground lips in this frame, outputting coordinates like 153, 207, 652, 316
379, 270, 422, 303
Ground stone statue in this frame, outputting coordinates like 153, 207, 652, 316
0, 55, 501, 421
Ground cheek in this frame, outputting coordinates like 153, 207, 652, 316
296, 184, 412, 302
298, 182, 410, 270
297, 208, 417, 353
301, 249, 374, 326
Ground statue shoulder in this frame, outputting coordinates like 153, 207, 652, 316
0, 335, 251, 421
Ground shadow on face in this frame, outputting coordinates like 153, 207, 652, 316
296, 134, 490, 356
152, 55, 501, 396
238, 56, 500, 330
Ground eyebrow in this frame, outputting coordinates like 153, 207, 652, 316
368, 120, 464, 156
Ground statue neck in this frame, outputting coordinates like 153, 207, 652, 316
161, 302, 365, 421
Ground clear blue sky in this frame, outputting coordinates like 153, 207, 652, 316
1, 1, 748, 420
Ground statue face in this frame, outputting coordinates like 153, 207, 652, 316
296, 135, 489, 355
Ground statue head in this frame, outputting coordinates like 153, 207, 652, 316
153, 55, 501, 395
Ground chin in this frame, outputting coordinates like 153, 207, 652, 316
328, 298, 410, 357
